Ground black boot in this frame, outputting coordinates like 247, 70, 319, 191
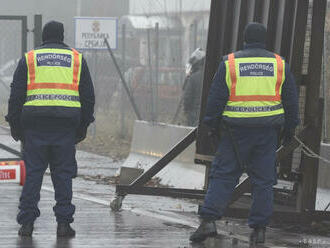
189, 220, 217, 242
57, 223, 76, 238
18, 223, 34, 237
249, 227, 266, 245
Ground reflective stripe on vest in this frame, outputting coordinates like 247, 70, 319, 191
223, 53, 285, 119
24, 48, 82, 108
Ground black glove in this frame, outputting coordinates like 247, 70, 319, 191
10, 126, 23, 142
208, 127, 220, 139
10, 128, 20, 141
281, 128, 295, 146
75, 126, 88, 144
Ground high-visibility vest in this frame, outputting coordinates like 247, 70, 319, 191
24, 48, 82, 108
222, 53, 285, 125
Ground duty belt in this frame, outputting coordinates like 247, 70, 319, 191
26, 94, 80, 102
224, 104, 283, 112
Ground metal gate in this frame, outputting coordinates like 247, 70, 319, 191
0, 16, 28, 122
113, 0, 330, 223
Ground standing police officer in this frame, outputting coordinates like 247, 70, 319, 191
6, 21, 95, 237
189, 23, 299, 244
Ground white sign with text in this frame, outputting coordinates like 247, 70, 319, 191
74, 17, 117, 50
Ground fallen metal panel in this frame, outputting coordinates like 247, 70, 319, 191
131, 128, 196, 187
120, 121, 205, 189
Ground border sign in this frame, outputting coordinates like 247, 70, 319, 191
74, 17, 118, 50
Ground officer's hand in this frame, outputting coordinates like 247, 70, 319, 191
10, 127, 22, 142
208, 128, 220, 139
282, 128, 295, 146
75, 126, 88, 144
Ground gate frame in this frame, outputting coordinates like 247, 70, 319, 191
0, 15, 28, 57
0, 15, 42, 160
112, 0, 330, 223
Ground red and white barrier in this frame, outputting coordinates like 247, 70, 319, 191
0, 161, 26, 185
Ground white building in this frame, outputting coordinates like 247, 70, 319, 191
127, 0, 211, 64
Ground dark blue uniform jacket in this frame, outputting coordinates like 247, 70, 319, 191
203, 43, 299, 131
5, 41, 95, 133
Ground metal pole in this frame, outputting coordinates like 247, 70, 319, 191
120, 24, 126, 137
193, 19, 198, 50
297, 0, 327, 212
34, 15, 42, 48
154, 23, 159, 122
147, 28, 154, 122
21, 16, 28, 56
323, 31, 328, 142
104, 38, 142, 120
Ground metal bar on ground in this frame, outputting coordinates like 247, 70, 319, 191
0, 158, 21, 162
104, 38, 142, 120
0, 143, 21, 157
116, 185, 206, 199
224, 208, 330, 223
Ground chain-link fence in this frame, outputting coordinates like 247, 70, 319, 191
77, 12, 209, 159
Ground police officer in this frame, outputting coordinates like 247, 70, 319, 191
189, 23, 299, 244
183, 48, 205, 126
6, 21, 95, 237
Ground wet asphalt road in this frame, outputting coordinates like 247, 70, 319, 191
2, 183, 253, 248
2, 126, 330, 247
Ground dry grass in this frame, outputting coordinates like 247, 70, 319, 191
77, 110, 135, 161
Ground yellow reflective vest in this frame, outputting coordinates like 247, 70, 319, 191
24, 48, 82, 108
222, 53, 285, 126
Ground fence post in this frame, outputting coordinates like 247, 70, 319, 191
120, 24, 126, 137
34, 15, 42, 48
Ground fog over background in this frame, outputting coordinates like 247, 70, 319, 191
0, 0, 211, 159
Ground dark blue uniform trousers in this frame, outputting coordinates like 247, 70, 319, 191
17, 128, 77, 225
199, 126, 278, 228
